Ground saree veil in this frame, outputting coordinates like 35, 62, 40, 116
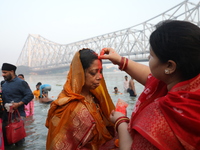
45, 49, 115, 150
130, 74, 200, 149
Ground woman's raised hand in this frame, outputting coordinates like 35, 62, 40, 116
99, 48, 121, 65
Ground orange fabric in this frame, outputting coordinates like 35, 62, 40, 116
33, 90, 40, 99
45, 50, 116, 150
129, 74, 200, 149
114, 139, 119, 148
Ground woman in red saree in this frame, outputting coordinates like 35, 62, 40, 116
45, 49, 117, 150
99, 20, 200, 149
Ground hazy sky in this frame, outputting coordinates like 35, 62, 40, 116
0, 0, 199, 66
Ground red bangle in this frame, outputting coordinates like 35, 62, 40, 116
114, 116, 129, 124
121, 58, 126, 70
123, 57, 128, 70
115, 119, 130, 132
114, 116, 130, 132
119, 57, 125, 70
119, 57, 128, 71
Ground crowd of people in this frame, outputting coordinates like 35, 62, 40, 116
0, 20, 199, 149
0, 64, 53, 149
1, 63, 34, 147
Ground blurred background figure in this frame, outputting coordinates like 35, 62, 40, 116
123, 75, 129, 93
113, 87, 121, 95
39, 84, 53, 104
33, 82, 42, 100
17, 74, 34, 117
128, 77, 137, 97
17, 74, 24, 80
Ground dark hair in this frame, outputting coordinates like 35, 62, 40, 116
79, 48, 99, 70
150, 20, 200, 80
114, 87, 117, 89
36, 82, 42, 86
18, 74, 24, 78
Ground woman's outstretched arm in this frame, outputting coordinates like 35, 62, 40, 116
99, 48, 150, 85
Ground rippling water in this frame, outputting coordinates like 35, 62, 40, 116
3, 71, 145, 150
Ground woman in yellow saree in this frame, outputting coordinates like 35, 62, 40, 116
46, 48, 117, 150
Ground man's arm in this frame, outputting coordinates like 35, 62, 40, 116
20, 81, 34, 104
39, 85, 43, 97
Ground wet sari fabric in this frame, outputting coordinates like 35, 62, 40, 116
45, 50, 116, 150
130, 74, 200, 150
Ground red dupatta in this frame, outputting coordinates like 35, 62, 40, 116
160, 74, 200, 149
129, 74, 200, 149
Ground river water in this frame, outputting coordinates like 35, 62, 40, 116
2, 71, 145, 150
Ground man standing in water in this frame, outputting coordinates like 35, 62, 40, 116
1, 63, 33, 146
123, 75, 129, 93
128, 77, 137, 97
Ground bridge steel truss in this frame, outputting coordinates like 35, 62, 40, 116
16, 0, 200, 71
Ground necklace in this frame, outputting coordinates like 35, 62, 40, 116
81, 91, 93, 103
83, 93, 107, 128
83, 93, 100, 112
86, 94, 94, 103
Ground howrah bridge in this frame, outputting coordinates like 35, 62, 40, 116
16, 0, 200, 73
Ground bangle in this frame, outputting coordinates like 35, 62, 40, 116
118, 57, 128, 71
118, 57, 125, 70
115, 119, 129, 132
114, 116, 130, 132
114, 116, 129, 124
114, 118, 129, 129
123, 57, 128, 70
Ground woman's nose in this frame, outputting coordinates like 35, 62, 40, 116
96, 72, 102, 80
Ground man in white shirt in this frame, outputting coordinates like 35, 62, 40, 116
123, 75, 129, 93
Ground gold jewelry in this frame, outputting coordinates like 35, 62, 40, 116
82, 92, 95, 105
84, 94, 101, 115
165, 69, 169, 74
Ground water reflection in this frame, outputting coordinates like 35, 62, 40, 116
5, 101, 49, 150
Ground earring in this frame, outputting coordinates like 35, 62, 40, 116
165, 69, 169, 74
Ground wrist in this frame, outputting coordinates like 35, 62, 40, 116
116, 56, 122, 66
18, 101, 24, 106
